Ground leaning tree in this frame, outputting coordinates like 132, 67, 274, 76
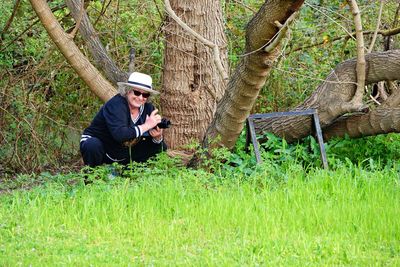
29, 0, 400, 155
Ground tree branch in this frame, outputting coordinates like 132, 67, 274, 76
65, 0, 127, 85
322, 108, 400, 140
69, 0, 84, 38
367, 0, 384, 53
204, 0, 305, 149
30, 0, 116, 102
264, 12, 297, 53
345, 0, 366, 109
1, 0, 21, 39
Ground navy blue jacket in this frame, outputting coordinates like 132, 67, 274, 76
83, 94, 166, 163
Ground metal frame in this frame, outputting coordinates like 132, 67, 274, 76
245, 109, 328, 169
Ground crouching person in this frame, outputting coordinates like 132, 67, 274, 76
80, 72, 167, 167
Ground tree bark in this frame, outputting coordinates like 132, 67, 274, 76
323, 108, 400, 140
65, 0, 127, 85
161, 0, 228, 149
204, 0, 305, 149
255, 50, 400, 142
29, 0, 116, 102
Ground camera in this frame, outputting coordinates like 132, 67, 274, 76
157, 118, 171, 129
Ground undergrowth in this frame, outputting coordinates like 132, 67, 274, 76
1, 150, 400, 265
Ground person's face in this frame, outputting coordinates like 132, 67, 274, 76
126, 87, 150, 109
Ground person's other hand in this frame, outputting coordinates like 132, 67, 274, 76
149, 126, 163, 141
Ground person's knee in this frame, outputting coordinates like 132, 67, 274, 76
82, 138, 102, 151
80, 137, 105, 167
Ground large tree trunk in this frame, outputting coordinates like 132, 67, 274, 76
161, 0, 228, 150
29, 0, 116, 102
255, 50, 400, 142
204, 0, 305, 149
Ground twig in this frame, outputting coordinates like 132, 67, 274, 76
69, 0, 84, 38
0, 19, 39, 52
113, 0, 121, 58
164, 0, 228, 80
93, 0, 112, 26
369, 94, 381, 105
289, 26, 400, 54
264, 12, 297, 53
152, 0, 164, 20
367, 0, 384, 53
1, 0, 21, 38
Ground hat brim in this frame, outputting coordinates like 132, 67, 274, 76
117, 82, 160, 95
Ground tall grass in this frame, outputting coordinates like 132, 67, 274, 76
1, 163, 399, 266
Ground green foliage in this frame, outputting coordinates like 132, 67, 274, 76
326, 133, 400, 168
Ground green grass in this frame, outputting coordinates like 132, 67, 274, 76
0, 163, 399, 266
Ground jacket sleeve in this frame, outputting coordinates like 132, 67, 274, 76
102, 98, 142, 143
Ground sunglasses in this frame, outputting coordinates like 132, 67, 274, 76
131, 89, 150, 98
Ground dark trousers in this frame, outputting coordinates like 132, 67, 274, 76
80, 136, 166, 167
80, 137, 114, 167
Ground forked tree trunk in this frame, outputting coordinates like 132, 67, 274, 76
161, 0, 228, 150
29, 0, 116, 102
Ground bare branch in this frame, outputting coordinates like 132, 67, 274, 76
113, 0, 121, 58
65, 0, 127, 85
264, 12, 298, 53
305, 2, 356, 41
93, 0, 112, 26
69, 0, 84, 38
30, 0, 116, 102
367, 0, 384, 53
369, 94, 381, 105
1, 0, 21, 38
345, 0, 366, 109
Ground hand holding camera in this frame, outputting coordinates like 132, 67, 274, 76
157, 118, 171, 129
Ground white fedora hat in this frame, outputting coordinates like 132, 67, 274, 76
117, 72, 159, 95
